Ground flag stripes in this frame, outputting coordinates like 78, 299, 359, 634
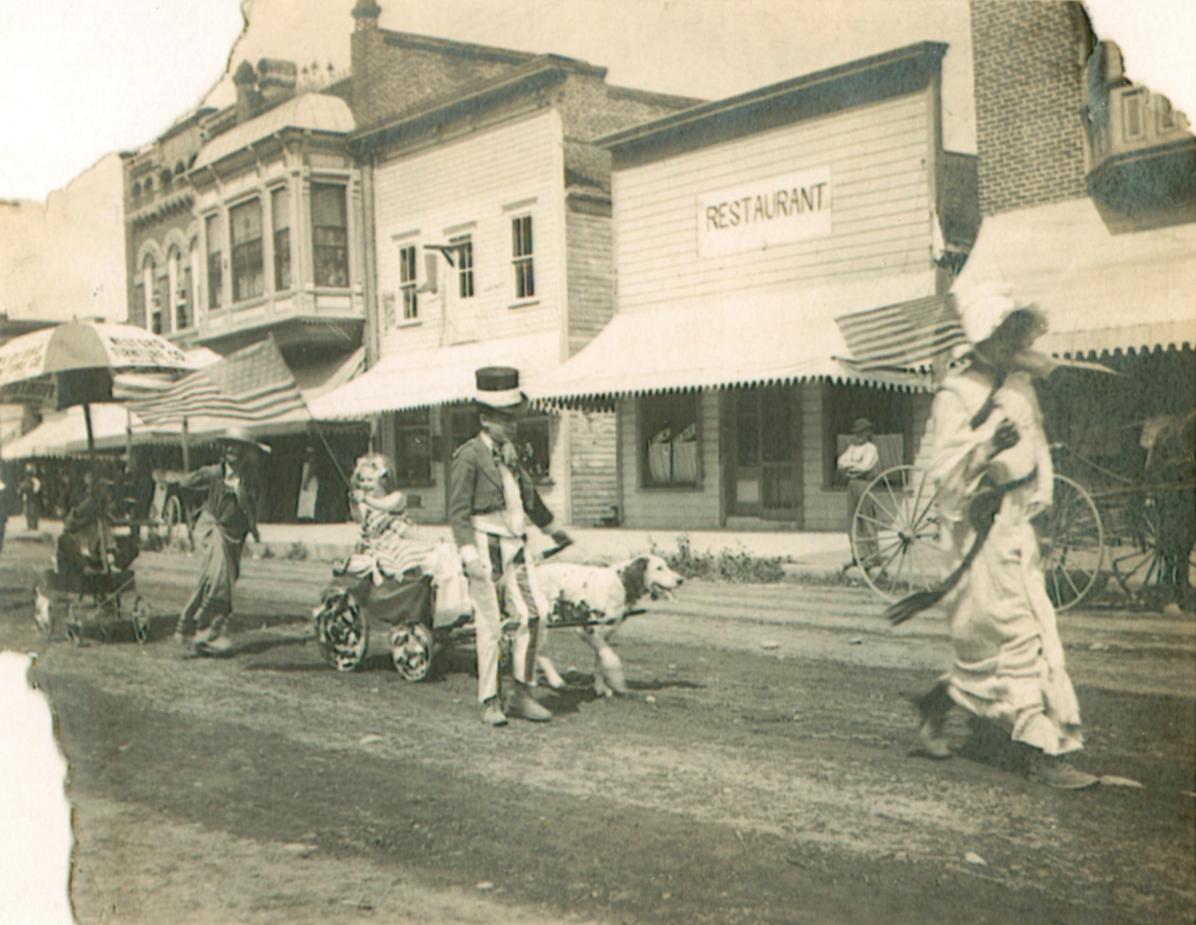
132, 337, 307, 427
835, 294, 967, 369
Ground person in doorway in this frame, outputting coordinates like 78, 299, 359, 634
18, 464, 42, 530
449, 366, 571, 726
908, 284, 1096, 790
174, 427, 265, 656
296, 445, 321, 522
837, 417, 881, 571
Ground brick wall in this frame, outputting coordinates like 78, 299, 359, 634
971, 0, 1092, 215
556, 74, 699, 142
568, 409, 619, 526
352, 27, 534, 130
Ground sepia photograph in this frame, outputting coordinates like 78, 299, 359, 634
1, 1, 1193, 922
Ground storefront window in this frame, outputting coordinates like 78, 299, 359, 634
516, 414, 552, 483
312, 183, 349, 287
823, 383, 912, 487
393, 409, 432, 485
640, 393, 700, 487
230, 198, 264, 302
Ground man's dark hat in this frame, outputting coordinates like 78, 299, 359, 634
474, 366, 526, 411
851, 417, 876, 435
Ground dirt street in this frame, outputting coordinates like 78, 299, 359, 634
3, 536, 1194, 924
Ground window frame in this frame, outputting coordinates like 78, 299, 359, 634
511, 213, 535, 301
515, 412, 553, 485
638, 392, 702, 490
392, 408, 434, 487
204, 212, 224, 311
452, 233, 475, 299
398, 243, 419, 322
311, 182, 350, 289
271, 184, 292, 293
229, 196, 265, 304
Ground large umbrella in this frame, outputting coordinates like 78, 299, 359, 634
0, 321, 196, 456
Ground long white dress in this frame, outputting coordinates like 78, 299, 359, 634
928, 368, 1083, 756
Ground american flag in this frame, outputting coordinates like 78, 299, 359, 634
835, 294, 967, 370
132, 336, 307, 428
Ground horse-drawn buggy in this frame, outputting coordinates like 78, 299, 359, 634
849, 408, 1195, 613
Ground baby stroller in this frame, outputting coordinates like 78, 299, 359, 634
33, 493, 150, 645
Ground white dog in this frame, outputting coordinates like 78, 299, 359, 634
533, 554, 683, 696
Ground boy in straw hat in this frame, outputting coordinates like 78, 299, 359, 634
174, 425, 266, 656
449, 367, 571, 726
901, 282, 1097, 789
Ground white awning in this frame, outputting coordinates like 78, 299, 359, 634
953, 198, 1196, 356
529, 273, 937, 403
309, 331, 561, 419
1, 405, 173, 460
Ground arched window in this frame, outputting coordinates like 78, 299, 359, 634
131, 182, 141, 199
161, 169, 173, 188
141, 255, 159, 333
144, 177, 153, 194
166, 247, 181, 334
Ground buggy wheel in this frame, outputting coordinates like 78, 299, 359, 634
131, 595, 151, 644
851, 466, 946, 603
315, 590, 369, 672
391, 624, 434, 682
33, 581, 54, 640
1040, 475, 1103, 612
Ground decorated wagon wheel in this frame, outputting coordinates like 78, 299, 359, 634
850, 466, 946, 603
314, 589, 369, 672
1038, 474, 1104, 612
130, 594, 152, 645
391, 623, 434, 682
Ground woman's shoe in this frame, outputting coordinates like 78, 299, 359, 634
1030, 755, 1099, 790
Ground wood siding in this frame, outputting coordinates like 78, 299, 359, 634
612, 92, 935, 313
373, 108, 565, 358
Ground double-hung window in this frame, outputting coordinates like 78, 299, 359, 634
205, 213, 223, 310
399, 244, 418, 321
271, 186, 292, 291
511, 214, 534, 300
312, 183, 349, 287
229, 198, 264, 302
453, 234, 474, 299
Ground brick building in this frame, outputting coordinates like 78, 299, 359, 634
313, 0, 698, 526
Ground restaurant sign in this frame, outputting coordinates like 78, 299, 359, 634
696, 166, 832, 257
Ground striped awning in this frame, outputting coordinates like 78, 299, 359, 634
529, 273, 938, 404
952, 198, 1196, 357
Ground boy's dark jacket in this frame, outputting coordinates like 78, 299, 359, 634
449, 435, 552, 548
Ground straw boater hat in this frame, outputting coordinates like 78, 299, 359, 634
218, 425, 271, 454
473, 366, 527, 413
851, 417, 875, 436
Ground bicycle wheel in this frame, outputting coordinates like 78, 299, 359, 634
851, 466, 946, 603
1040, 474, 1103, 612
162, 495, 185, 548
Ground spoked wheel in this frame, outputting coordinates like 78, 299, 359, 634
131, 594, 151, 645
66, 601, 86, 647
391, 623, 434, 682
315, 590, 369, 672
1040, 474, 1104, 612
1109, 493, 1194, 604
850, 466, 946, 603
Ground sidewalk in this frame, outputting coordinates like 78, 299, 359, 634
7, 516, 851, 579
